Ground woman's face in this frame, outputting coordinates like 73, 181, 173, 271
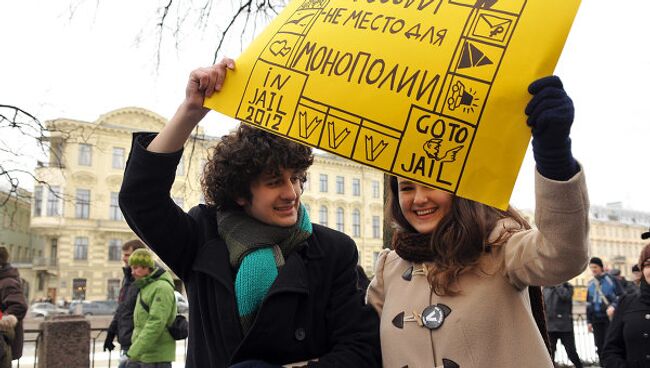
397, 178, 453, 234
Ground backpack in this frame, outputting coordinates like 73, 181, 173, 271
137, 270, 189, 340
138, 294, 188, 340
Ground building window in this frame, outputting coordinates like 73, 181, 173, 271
112, 147, 125, 169
372, 180, 380, 199
336, 176, 345, 194
109, 192, 123, 221
50, 140, 64, 167
173, 197, 185, 210
33, 186, 43, 217
372, 216, 381, 238
319, 174, 328, 193
50, 238, 58, 265
74, 237, 89, 260
319, 206, 328, 226
176, 156, 184, 176
352, 178, 360, 196
46, 186, 62, 216
336, 207, 345, 232
107, 279, 121, 301
108, 239, 122, 261
78, 143, 92, 166
72, 278, 87, 300
304, 173, 311, 191
373, 251, 380, 266
75, 189, 90, 219
352, 209, 361, 237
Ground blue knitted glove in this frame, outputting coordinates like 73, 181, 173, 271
525, 76, 578, 181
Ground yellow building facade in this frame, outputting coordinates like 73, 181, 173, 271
30, 107, 385, 302
301, 153, 385, 274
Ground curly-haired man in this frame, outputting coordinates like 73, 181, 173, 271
119, 59, 381, 368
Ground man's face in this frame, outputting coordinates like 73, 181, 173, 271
632, 270, 642, 283
122, 248, 133, 267
131, 265, 151, 279
237, 168, 305, 227
589, 264, 604, 276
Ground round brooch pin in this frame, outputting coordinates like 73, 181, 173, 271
422, 305, 445, 330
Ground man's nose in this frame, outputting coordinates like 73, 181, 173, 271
280, 179, 298, 200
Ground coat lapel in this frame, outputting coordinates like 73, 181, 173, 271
191, 238, 244, 358
192, 238, 234, 293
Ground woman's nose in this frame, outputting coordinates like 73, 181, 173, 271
412, 187, 429, 205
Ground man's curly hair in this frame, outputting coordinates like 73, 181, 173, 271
201, 124, 314, 210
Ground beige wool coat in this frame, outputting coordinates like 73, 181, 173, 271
367, 169, 590, 368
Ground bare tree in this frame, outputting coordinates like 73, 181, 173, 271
0, 104, 70, 212
150, 0, 286, 68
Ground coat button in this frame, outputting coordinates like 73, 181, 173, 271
295, 327, 306, 341
643, 333, 649, 338
646, 314, 650, 320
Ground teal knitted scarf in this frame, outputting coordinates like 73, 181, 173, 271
217, 204, 312, 333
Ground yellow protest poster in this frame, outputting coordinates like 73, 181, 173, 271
205, 0, 581, 209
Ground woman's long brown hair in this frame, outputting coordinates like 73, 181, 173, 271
388, 176, 530, 295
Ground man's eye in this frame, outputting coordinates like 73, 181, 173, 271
399, 186, 413, 192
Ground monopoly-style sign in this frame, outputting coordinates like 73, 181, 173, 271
205, 0, 581, 209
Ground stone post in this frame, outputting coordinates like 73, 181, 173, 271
38, 315, 90, 368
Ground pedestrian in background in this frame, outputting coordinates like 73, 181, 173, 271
0, 247, 27, 364
543, 282, 583, 368
367, 76, 589, 368
104, 239, 147, 367
631, 265, 642, 288
602, 238, 650, 368
587, 257, 624, 365
610, 269, 638, 296
125, 248, 176, 368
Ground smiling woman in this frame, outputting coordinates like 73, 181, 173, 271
367, 76, 590, 368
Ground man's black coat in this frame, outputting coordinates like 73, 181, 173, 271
119, 133, 381, 368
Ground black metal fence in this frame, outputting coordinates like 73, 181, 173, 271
13, 327, 187, 368
14, 314, 599, 367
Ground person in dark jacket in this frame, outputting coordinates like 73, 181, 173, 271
118, 59, 381, 368
587, 256, 624, 365
610, 269, 639, 296
543, 282, 583, 368
104, 239, 147, 367
0, 247, 27, 363
602, 240, 650, 368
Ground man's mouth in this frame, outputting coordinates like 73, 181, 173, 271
274, 204, 295, 212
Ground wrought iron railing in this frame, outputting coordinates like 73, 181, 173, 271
14, 327, 187, 368
14, 314, 599, 367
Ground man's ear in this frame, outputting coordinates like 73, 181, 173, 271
235, 197, 248, 207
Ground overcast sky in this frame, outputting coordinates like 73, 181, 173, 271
1, 1, 648, 212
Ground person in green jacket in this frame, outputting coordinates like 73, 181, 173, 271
126, 248, 177, 368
